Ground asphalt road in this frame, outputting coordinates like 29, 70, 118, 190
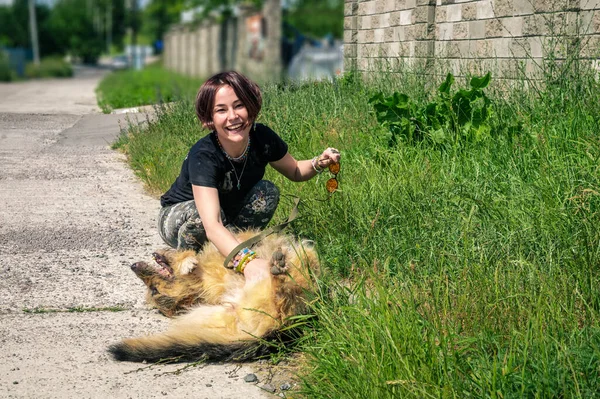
0, 67, 272, 399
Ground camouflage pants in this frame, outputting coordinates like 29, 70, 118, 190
158, 180, 280, 251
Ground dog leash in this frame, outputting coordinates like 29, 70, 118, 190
223, 196, 301, 268
223, 160, 341, 268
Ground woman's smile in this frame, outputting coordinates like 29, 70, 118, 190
225, 122, 245, 132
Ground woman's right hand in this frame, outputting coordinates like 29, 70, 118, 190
316, 147, 341, 169
242, 258, 271, 283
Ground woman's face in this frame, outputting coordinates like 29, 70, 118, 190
212, 85, 251, 145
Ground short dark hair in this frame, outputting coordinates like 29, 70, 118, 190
195, 71, 262, 130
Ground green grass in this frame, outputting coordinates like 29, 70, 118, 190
96, 62, 203, 113
106, 61, 600, 397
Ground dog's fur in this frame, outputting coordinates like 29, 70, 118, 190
108, 230, 319, 363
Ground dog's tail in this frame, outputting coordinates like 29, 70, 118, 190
109, 300, 284, 363
108, 334, 274, 363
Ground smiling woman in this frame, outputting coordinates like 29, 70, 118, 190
156, 70, 341, 282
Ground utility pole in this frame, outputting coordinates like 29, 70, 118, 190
128, 0, 140, 69
28, 0, 40, 66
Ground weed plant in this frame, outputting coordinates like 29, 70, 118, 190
111, 61, 600, 397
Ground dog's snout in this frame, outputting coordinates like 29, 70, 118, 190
130, 261, 147, 271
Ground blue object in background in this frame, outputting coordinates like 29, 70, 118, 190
2, 47, 31, 77
154, 40, 163, 54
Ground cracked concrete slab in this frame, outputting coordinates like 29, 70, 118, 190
0, 67, 271, 399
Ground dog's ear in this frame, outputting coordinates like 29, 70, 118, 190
153, 295, 178, 317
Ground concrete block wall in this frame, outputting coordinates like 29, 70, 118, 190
163, 0, 281, 84
344, 0, 600, 79
164, 23, 219, 79
236, 0, 282, 82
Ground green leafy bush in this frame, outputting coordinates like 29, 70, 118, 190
0, 50, 13, 82
369, 72, 492, 146
25, 56, 73, 79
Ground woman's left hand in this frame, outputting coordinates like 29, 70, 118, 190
316, 147, 341, 169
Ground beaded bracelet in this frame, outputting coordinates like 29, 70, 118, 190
230, 248, 243, 268
231, 247, 252, 268
236, 252, 257, 273
311, 156, 324, 173
231, 247, 257, 273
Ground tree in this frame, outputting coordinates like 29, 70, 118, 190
48, 0, 127, 63
0, 1, 30, 48
0, 7, 11, 46
284, 0, 343, 39
141, 0, 185, 52
109, 0, 128, 51
0, 0, 60, 56
48, 0, 102, 63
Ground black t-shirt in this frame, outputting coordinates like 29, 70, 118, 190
160, 123, 288, 217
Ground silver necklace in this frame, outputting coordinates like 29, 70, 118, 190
229, 138, 250, 162
215, 133, 250, 190
226, 154, 248, 190
216, 133, 251, 163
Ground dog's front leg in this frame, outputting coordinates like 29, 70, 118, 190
242, 258, 272, 284
270, 247, 288, 275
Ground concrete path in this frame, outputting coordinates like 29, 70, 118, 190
0, 66, 271, 399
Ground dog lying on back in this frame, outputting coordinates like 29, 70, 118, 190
108, 230, 319, 363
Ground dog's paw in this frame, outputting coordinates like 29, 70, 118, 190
179, 256, 198, 275
270, 247, 288, 275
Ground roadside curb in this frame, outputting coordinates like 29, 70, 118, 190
111, 102, 175, 115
